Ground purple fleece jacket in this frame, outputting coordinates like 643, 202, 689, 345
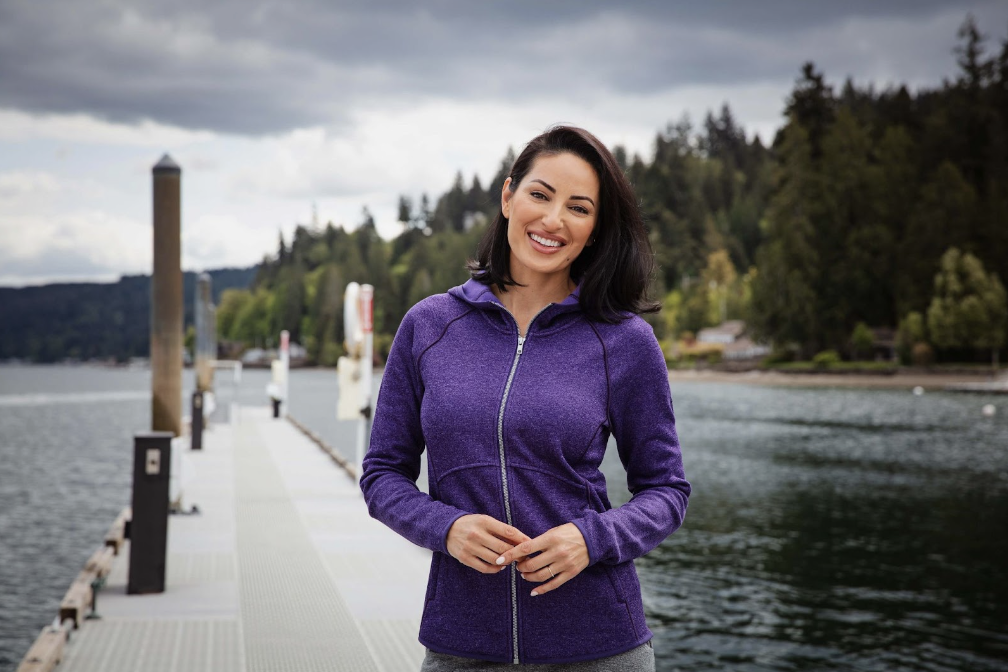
360, 278, 690, 664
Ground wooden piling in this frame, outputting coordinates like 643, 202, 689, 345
151, 154, 183, 436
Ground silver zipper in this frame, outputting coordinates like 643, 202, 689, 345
495, 304, 551, 664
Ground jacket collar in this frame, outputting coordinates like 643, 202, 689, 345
449, 278, 583, 330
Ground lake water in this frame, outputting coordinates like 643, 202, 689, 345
1, 365, 1006, 671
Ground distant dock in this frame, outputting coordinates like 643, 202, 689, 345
23, 407, 428, 672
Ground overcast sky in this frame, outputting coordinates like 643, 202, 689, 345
1, 1, 1006, 287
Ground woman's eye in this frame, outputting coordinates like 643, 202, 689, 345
530, 191, 548, 200
571, 205, 589, 215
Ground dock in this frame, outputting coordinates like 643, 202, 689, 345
39, 407, 429, 672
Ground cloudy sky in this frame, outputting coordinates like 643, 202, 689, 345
1, 1, 1006, 287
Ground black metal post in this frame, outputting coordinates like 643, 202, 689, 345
128, 432, 172, 594
191, 391, 204, 450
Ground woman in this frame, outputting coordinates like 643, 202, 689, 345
360, 126, 690, 670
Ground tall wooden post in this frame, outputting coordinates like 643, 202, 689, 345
151, 155, 182, 436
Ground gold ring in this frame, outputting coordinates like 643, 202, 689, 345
548, 566, 555, 579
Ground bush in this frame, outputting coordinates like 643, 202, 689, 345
812, 349, 841, 369
677, 340, 723, 364
911, 342, 935, 366
763, 348, 796, 365
659, 338, 679, 366
850, 322, 874, 359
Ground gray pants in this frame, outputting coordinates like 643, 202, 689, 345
420, 642, 654, 672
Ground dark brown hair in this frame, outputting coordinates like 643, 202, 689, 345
467, 125, 659, 321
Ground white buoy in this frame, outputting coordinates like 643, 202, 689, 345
913, 386, 925, 396
982, 404, 996, 417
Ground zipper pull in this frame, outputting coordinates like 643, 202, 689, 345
517, 336, 525, 355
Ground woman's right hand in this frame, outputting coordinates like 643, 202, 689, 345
446, 515, 531, 574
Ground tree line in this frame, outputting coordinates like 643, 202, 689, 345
216, 17, 1006, 367
0, 268, 256, 363
749, 18, 1008, 363
4, 17, 1004, 367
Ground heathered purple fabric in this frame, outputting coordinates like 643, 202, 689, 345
360, 278, 690, 665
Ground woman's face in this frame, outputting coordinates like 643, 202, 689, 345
501, 152, 599, 287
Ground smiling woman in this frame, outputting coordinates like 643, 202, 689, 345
360, 125, 689, 671
469, 126, 659, 324
499, 152, 599, 318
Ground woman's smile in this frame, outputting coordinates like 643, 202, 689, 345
502, 152, 599, 285
528, 231, 565, 251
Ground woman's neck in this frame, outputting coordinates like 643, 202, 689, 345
493, 272, 575, 336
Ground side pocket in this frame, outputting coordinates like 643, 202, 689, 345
603, 563, 627, 604
425, 553, 442, 605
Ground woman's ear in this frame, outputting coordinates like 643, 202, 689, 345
501, 177, 513, 218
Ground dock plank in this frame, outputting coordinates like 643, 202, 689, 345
51, 406, 427, 672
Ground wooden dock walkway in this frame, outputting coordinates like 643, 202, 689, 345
51, 406, 429, 672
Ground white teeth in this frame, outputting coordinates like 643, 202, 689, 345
530, 233, 562, 248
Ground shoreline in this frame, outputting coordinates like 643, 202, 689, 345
667, 368, 1006, 390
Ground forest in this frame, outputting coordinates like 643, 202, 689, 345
2, 17, 1006, 367
212, 17, 1007, 368
0, 268, 256, 363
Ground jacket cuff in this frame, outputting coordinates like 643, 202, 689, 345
570, 512, 606, 566
438, 509, 469, 556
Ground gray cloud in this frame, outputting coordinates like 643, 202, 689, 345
0, 1, 1005, 135
0, 247, 120, 284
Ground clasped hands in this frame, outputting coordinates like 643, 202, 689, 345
445, 514, 589, 596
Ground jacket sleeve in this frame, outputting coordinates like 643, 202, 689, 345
359, 307, 469, 555
571, 320, 690, 566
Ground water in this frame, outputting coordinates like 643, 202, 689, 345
1, 366, 1007, 671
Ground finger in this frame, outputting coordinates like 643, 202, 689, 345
461, 553, 507, 574
470, 535, 514, 566
530, 572, 569, 596
515, 551, 558, 575
481, 531, 521, 559
519, 564, 557, 584
514, 546, 560, 574
487, 519, 530, 545
495, 537, 542, 567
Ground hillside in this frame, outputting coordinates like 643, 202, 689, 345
0, 267, 257, 362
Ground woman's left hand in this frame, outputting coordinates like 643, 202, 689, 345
494, 523, 589, 596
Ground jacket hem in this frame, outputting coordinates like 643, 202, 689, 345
418, 637, 511, 664
419, 632, 654, 665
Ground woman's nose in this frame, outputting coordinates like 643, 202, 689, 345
542, 206, 563, 230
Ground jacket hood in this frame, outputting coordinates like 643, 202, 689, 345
448, 278, 583, 329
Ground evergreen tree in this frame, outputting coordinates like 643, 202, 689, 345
750, 123, 820, 353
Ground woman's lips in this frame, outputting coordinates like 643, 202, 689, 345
528, 232, 564, 253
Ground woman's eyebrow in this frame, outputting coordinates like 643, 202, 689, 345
530, 178, 596, 207
530, 178, 556, 193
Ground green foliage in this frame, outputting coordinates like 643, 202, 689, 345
850, 322, 874, 358
812, 349, 842, 369
749, 123, 819, 353
184, 325, 196, 359
749, 17, 1008, 360
896, 311, 927, 364
762, 348, 797, 366
926, 247, 1007, 364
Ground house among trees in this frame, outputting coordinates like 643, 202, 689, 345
698, 321, 771, 361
